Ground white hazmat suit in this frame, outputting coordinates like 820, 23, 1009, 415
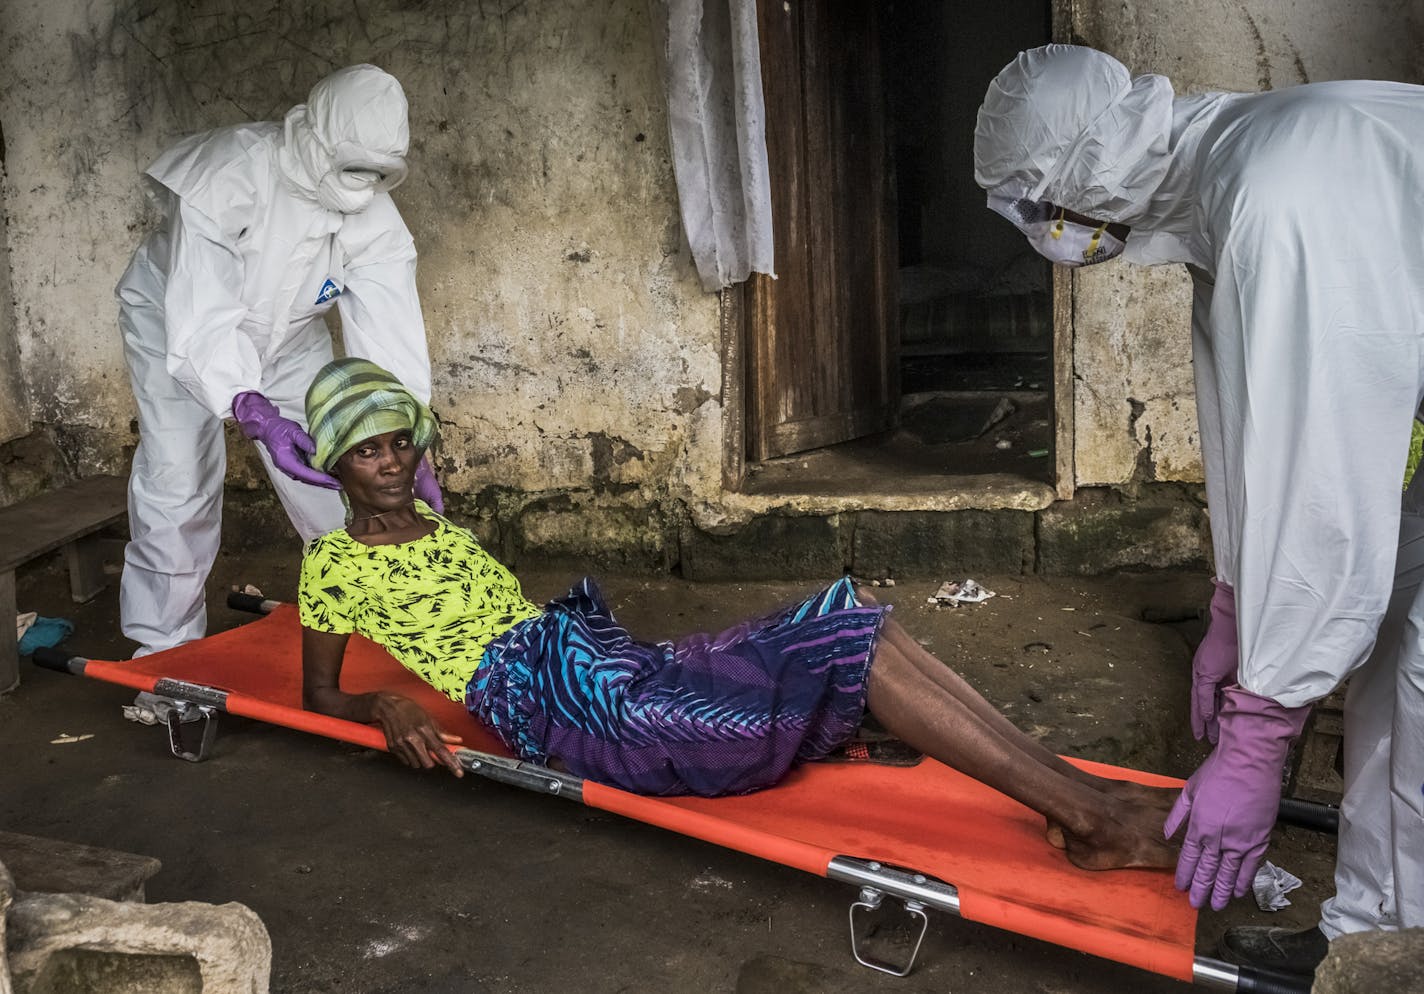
975, 46, 1423, 940
116, 64, 433, 657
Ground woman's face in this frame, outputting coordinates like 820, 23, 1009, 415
335, 428, 421, 514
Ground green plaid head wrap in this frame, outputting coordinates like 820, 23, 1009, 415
305, 357, 438, 472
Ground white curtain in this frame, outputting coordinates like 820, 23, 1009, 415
653, 0, 776, 292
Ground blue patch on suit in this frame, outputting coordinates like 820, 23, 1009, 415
315, 279, 343, 304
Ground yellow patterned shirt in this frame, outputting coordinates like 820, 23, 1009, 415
298, 502, 542, 702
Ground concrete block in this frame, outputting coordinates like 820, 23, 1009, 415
1312, 928, 1424, 994
679, 515, 848, 581
6, 894, 270, 994
1, 861, 15, 994
1037, 486, 1210, 576
511, 499, 673, 573
851, 510, 1035, 579
0, 832, 160, 904
21, 949, 202, 994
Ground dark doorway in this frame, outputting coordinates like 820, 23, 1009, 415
743, 1, 1056, 495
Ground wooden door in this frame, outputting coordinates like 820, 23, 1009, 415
746, 0, 898, 462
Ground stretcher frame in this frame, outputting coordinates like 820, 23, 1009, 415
33, 593, 1327, 994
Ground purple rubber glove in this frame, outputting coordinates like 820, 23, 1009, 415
1191, 580, 1239, 743
413, 456, 444, 514
1165, 686, 1311, 910
231, 391, 341, 490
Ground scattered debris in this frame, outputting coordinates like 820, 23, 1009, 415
1023, 642, 1052, 653
928, 579, 996, 607
50, 732, 94, 745
977, 397, 1016, 437
1253, 861, 1303, 911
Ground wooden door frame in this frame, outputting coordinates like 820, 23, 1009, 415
721, 2, 1075, 500
1049, 0, 1075, 500
720, 283, 747, 493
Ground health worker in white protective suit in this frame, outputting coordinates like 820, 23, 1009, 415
116, 64, 442, 658
974, 45, 1424, 978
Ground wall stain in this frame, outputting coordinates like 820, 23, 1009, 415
1238, 6, 1273, 90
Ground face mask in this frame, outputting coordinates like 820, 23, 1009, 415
1025, 210, 1126, 268
987, 192, 1126, 268
316, 171, 378, 214
314, 158, 408, 215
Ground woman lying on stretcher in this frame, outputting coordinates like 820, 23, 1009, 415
297, 358, 1178, 871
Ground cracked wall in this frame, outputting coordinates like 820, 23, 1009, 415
1, 0, 1421, 563
0, 155, 27, 446
0, 0, 723, 535
1067, 0, 1424, 488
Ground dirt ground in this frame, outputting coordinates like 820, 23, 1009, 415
1, 546, 1338, 993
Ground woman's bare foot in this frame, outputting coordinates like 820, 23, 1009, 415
1060, 800, 1177, 871
1078, 774, 1180, 814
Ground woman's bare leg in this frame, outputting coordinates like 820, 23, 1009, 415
871, 606, 1177, 814
865, 638, 1176, 870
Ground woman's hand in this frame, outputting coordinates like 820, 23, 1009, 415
370, 693, 465, 777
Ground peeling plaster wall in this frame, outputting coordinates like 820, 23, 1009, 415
0, 158, 28, 445
1067, 0, 1424, 488
0, 0, 722, 532
3, 0, 1422, 565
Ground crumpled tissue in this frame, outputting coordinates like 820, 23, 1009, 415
1253, 860, 1303, 911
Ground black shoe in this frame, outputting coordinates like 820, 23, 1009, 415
1218, 924, 1330, 976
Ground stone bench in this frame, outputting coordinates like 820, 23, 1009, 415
0, 476, 128, 694
0, 832, 271, 993
0, 832, 160, 905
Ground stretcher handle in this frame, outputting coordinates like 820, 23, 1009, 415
1234, 963, 1313, 994
30, 647, 85, 675
227, 591, 279, 615
1276, 797, 1338, 835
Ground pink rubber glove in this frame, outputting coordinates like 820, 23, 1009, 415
231, 392, 340, 490
1165, 686, 1311, 910
413, 456, 444, 513
1191, 580, 1239, 743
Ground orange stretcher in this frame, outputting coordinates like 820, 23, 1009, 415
33, 596, 1315, 994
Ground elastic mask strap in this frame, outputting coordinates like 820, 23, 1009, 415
1083, 222, 1108, 259
1050, 207, 1066, 240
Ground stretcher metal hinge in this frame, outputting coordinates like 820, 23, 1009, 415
165, 702, 219, 762
827, 857, 958, 978
456, 749, 585, 802
849, 885, 929, 977
123, 692, 219, 762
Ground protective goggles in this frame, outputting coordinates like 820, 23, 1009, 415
330, 143, 409, 193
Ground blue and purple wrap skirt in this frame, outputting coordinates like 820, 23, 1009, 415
468, 576, 887, 796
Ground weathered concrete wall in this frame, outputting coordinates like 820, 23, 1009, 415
2, 0, 1421, 573
0, 161, 27, 446
0, 0, 723, 546
1068, 0, 1424, 488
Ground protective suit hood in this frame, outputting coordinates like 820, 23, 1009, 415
278, 64, 410, 214
974, 45, 1183, 218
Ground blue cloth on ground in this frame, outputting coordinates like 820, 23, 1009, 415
18, 616, 74, 654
